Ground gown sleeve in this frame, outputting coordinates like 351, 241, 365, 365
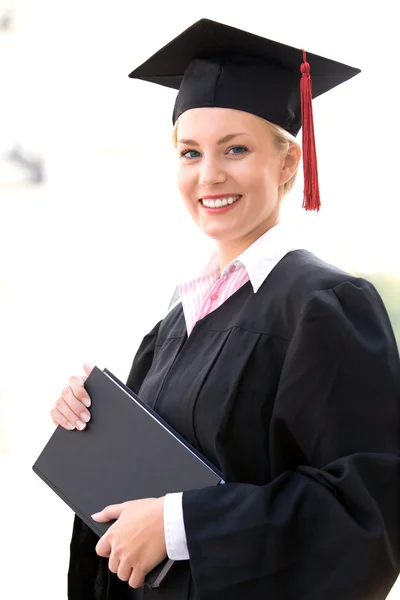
126, 320, 162, 393
182, 278, 400, 600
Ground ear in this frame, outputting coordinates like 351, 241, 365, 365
279, 143, 301, 186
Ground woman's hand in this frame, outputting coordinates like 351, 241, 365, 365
92, 497, 167, 589
50, 363, 93, 430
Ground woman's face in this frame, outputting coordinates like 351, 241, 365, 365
176, 107, 296, 248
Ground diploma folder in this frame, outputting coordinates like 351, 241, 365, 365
32, 367, 223, 588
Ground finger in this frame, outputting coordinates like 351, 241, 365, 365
61, 386, 91, 423
68, 375, 91, 408
129, 568, 145, 589
95, 536, 111, 558
50, 407, 75, 430
56, 394, 89, 431
118, 560, 133, 582
83, 363, 93, 377
108, 554, 120, 574
92, 504, 124, 522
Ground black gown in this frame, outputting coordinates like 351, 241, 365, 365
68, 250, 400, 600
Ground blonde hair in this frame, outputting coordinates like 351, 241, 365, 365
172, 113, 300, 197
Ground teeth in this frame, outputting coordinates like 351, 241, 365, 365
202, 195, 241, 208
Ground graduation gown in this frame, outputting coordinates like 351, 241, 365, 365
68, 249, 400, 600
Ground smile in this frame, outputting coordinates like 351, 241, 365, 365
201, 195, 241, 208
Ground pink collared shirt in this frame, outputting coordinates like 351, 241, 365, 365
164, 224, 295, 561
178, 259, 250, 336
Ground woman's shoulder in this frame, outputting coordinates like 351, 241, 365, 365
270, 248, 381, 304
279, 249, 357, 291
263, 249, 383, 331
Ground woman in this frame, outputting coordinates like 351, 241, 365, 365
50, 19, 400, 600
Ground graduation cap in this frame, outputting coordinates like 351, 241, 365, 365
129, 19, 360, 211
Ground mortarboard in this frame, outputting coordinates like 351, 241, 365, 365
129, 19, 360, 211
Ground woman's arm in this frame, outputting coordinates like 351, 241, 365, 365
68, 319, 163, 596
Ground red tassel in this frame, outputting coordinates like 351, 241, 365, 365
300, 49, 321, 211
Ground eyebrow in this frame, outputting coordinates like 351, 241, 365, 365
177, 133, 250, 146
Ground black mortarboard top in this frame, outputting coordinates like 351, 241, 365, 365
129, 19, 360, 211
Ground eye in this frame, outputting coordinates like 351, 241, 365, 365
180, 149, 201, 159
227, 145, 248, 156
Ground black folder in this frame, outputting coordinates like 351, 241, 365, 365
32, 367, 223, 588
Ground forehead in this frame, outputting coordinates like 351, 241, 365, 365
176, 107, 268, 140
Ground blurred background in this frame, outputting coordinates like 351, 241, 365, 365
0, 0, 399, 597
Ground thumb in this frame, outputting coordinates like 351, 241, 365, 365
82, 363, 94, 378
91, 504, 124, 522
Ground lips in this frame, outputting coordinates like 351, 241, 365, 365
201, 194, 241, 200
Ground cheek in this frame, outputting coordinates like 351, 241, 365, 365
176, 167, 199, 216
177, 166, 194, 198
237, 164, 267, 196
248, 163, 277, 195
176, 166, 185, 195
233, 156, 268, 187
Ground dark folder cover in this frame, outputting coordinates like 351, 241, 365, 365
32, 367, 223, 588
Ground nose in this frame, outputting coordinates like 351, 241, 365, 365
198, 156, 227, 186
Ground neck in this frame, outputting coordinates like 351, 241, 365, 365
215, 216, 280, 272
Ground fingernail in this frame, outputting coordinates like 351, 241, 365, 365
76, 420, 86, 430
80, 412, 90, 423
66, 422, 75, 430
91, 512, 100, 519
82, 397, 91, 408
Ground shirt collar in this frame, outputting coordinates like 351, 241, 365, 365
200, 223, 294, 292
231, 223, 294, 292
168, 223, 294, 311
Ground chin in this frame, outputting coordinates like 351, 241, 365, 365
200, 223, 245, 242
